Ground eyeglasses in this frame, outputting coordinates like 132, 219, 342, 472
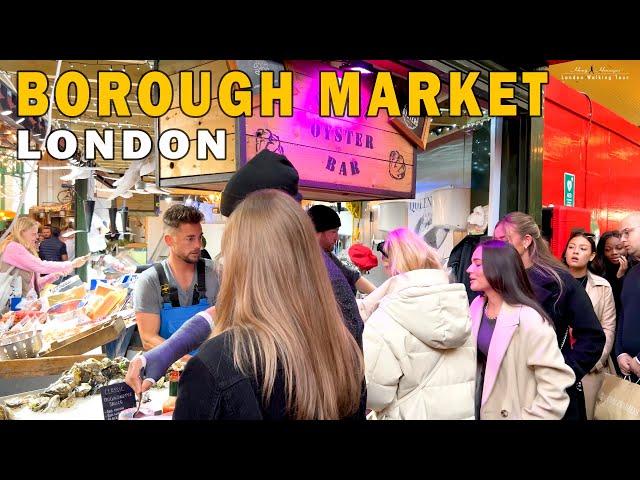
620, 226, 640, 238
376, 241, 388, 258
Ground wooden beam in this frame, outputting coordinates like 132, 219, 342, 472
0, 354, 106, 379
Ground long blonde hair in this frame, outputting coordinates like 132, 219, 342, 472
384, 227, 443, 275
214, 189, 364, 419
0, 217, 39, 257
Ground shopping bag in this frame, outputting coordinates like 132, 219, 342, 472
593, 373, 640, 420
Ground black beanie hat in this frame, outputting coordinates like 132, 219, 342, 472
308, 205, 341, 233
220, 150, 301, 217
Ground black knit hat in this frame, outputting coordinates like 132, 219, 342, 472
308, 205, 341, 233
220, 150, 302, 217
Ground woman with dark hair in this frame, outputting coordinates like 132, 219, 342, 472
562, 230, 616, 418
466, 240, 575, 420
494, 212, 605, 420
590, 231, 627, 314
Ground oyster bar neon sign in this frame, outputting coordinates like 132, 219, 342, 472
310, 121, 375, 177
245, 111, 413, 194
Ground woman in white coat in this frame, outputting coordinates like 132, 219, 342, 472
467, 239, 575, 419
360, 227, 476, 420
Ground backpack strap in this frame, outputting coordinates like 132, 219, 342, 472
154, 263, 180, 308
192, 259, 207, 305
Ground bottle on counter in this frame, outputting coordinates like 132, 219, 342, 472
162, 370, 180, 414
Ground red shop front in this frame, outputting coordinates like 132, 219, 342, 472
542, 76, 640, 240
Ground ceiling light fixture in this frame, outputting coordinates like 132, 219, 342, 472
1, 110, 12, 116
344, 61, 375, 74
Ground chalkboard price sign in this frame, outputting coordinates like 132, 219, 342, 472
228, 60, 285, 92
100, 382, 137, 421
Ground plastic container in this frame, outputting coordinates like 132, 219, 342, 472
46, 299, 87, 324
10, 297, 22, 311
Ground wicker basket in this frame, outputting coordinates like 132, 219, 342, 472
0, 330, 43, 360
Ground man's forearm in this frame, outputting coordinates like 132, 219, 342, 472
141, 334, 166, 351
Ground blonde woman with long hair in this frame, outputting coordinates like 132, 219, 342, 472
0, 217, 88, 300
360, 227, 476, 420
172, 190, 364, 420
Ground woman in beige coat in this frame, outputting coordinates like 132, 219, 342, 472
467, 240, 575, 419
562, 230, 616, 419
360, 228, 476, 420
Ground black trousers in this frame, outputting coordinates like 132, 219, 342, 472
562, 382, 587, 420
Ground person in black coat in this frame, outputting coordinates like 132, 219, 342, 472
616, 213, 640, 381
590, 231, 627, 314
448, 233, 483, 303
495, 212, 605, 420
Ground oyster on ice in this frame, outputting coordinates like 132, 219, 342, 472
74, 383, 92, 397
43, 395, 61, 413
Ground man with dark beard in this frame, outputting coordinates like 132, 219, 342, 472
126, 150, 368, 419
133, 205, 220, 350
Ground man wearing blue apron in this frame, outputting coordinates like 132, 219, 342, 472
133, 204, 219, 356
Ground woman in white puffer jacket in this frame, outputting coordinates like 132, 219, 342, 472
360, 228, 476, 420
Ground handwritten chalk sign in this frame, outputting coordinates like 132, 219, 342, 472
228, 60, 285, 91
101, 382, 136, 421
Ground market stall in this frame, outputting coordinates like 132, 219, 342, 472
0, 357, 185, 420
0, 257, 199, 420
0, 255, 142, 400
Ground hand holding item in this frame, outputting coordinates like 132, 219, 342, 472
71, 254, 91, 269
51, 272, 66, 281
629, 358, 640, 377
618, 353, 633, 375
617, 256, 629, 279
125, 355, 154, 396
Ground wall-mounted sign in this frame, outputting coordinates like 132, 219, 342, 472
388, 77, 432, 150
564, 172, 575, 207
227, 60, 285, 91
390, 106, 432, 150
245, 106, 415, 197
158, 60, 417, 200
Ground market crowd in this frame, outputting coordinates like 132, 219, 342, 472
124, 149, 640, 420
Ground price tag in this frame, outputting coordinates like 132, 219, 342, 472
100, 382, 136, 421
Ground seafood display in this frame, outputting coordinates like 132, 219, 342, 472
0, 357, 131, 416
0, 356, 182, 418
0, 310, 47, 337
0, 403, 14, 420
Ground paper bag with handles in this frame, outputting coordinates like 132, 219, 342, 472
593, 374, 640, 420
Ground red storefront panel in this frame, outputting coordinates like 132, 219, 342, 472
542, 77, 640, 233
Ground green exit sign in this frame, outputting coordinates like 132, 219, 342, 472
564, 173, 575, 207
